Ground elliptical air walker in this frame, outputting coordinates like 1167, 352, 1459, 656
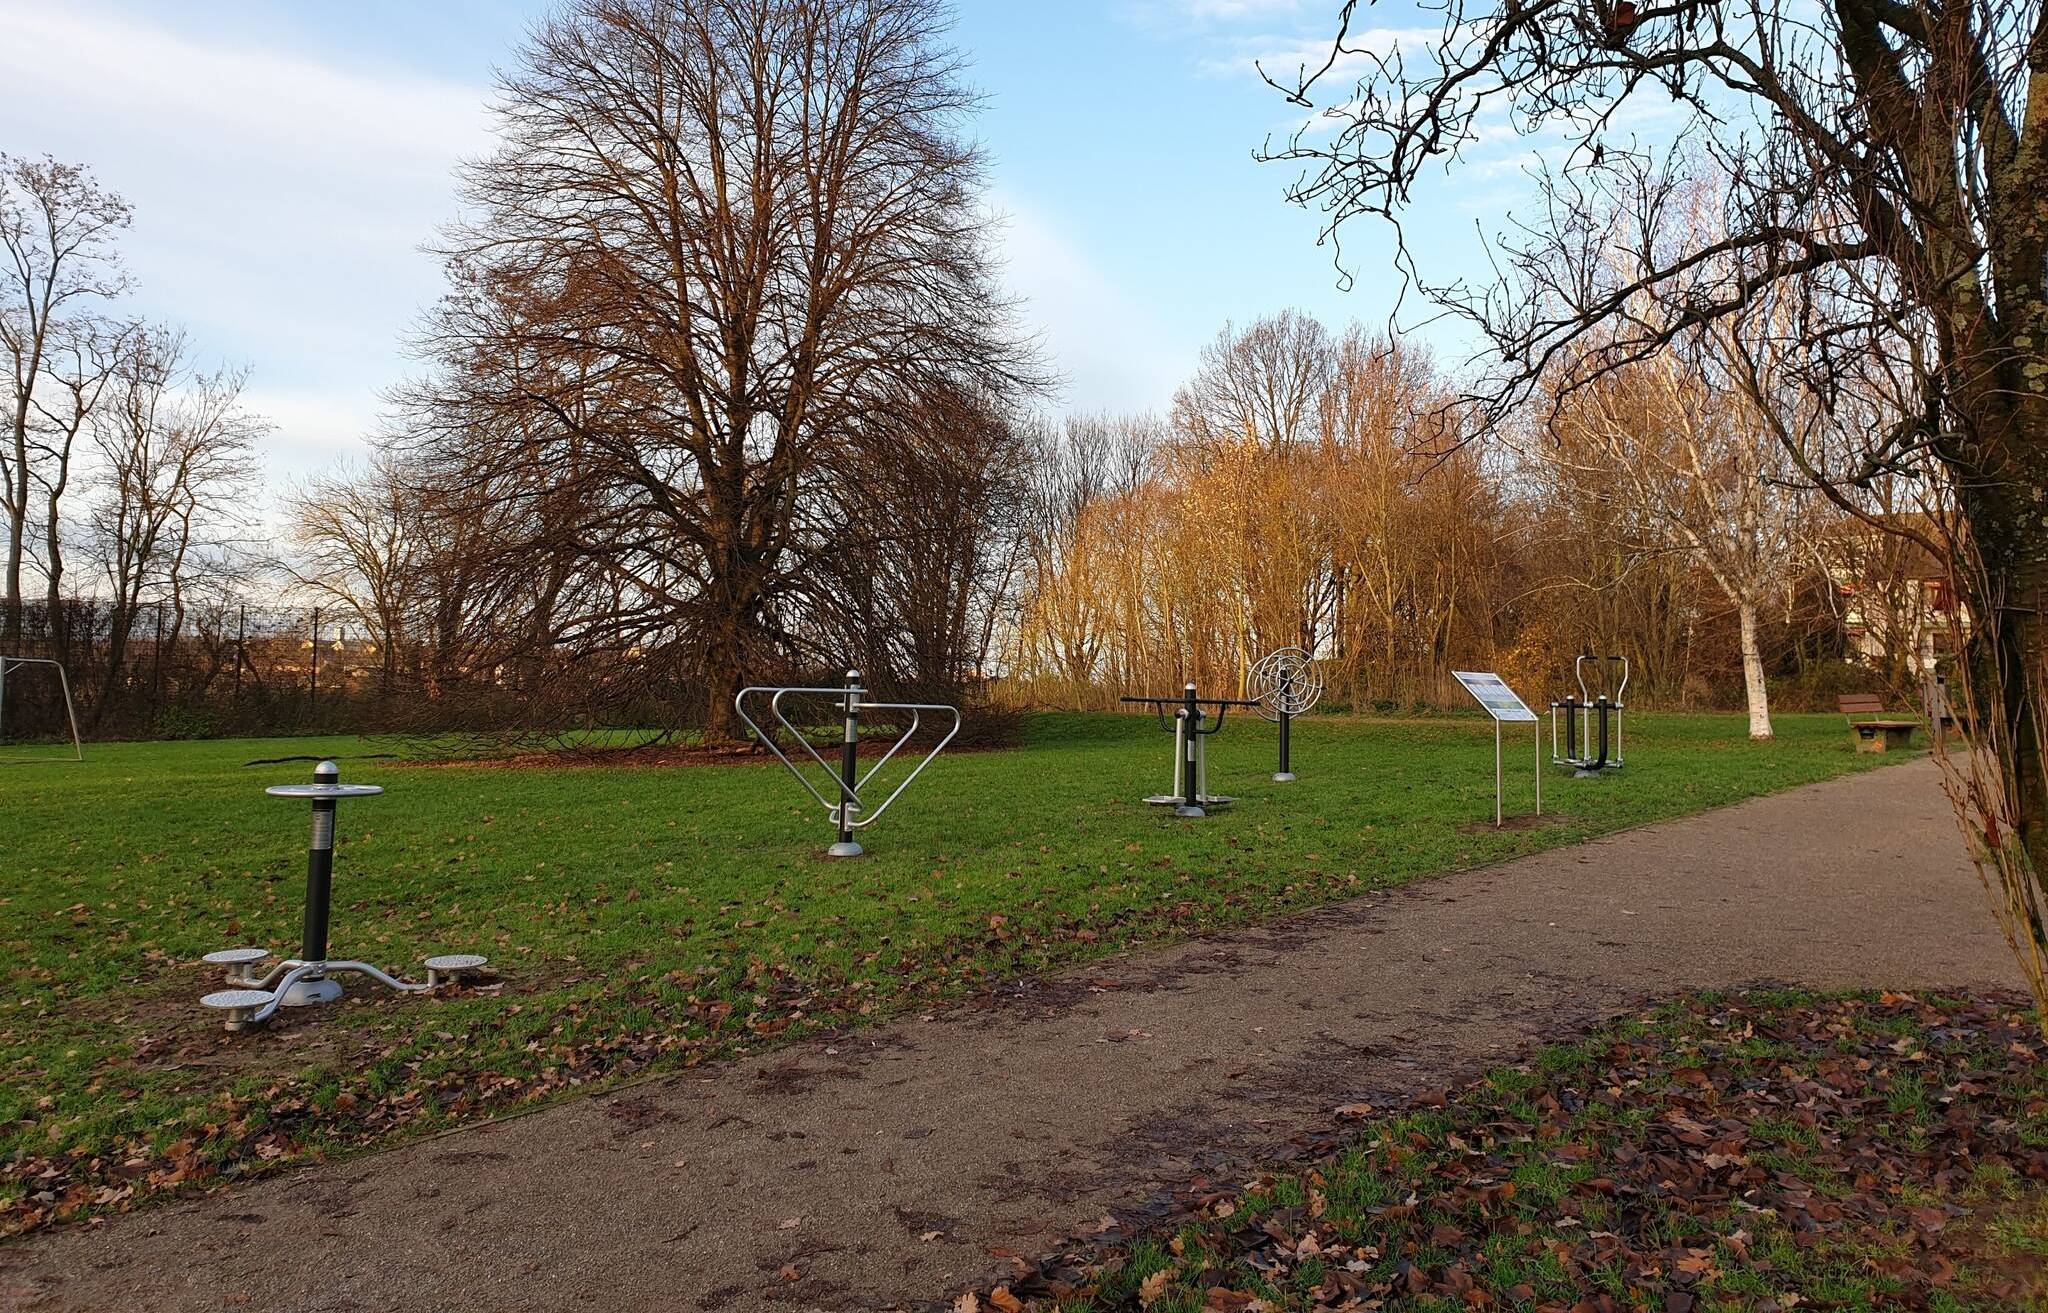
1122, 683, 1258, 817
1550, 654, 1629, 777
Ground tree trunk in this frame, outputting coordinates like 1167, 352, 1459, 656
1738, 599, 1773, 740
4, 422, 24, 645
701, 621, 746, 742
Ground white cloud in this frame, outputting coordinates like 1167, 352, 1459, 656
1198, 25, 1433, 83
991, 194, 1185, 414
0, 0, 492, 484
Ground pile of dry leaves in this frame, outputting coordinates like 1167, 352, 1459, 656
956, 989, 2048, 1312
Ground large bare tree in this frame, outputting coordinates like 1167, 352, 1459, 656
1, 155, 130, 643
1267, 0, 2048, 990
411, 0, 1040, 736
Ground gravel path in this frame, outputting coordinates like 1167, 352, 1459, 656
1, 759, 2015, 1313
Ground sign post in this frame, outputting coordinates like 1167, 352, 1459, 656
1452, 671, 1540, 828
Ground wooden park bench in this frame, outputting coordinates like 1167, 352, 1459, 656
1838, 693, 1918, 753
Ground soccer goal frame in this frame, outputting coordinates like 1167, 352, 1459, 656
0, 656, 83, 763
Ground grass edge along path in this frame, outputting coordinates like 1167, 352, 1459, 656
953, 988, 2048, 1313
1, 713, 1912, 1238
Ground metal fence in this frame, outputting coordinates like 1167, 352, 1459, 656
2, 597, 421, 740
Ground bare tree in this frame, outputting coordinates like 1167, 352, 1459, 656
1, 154, 131, 642
1531, 195, 1820, 737
29, 320, 125, 651
1268, 0, 2048, 995
87, 326, 264, 714
287, 454, 424, 695
410, 0, 1042, 736
1171, 310, 1333, 450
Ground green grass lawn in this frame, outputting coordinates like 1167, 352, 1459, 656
0, 710, 1909, 1233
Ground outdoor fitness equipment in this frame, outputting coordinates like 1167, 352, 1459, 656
199, 761, 490, 1031
1551, 655, 1630, 777
734, 669, 961, 858
1123, 682, 1259, 817
1250, 646, 1323, 782
0, 656, 82, 762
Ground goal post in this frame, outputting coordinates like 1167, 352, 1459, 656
0, 657, 84, 763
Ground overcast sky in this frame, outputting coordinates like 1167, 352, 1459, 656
0, 0, 1547, 487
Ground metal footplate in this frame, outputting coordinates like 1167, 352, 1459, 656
424, 953, 489, 986
203, 947, 270, 984
201, 989, 275, 1032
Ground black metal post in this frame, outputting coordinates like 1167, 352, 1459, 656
1181, 683, 1201, 804
301, 761, 338, 963
1594, 696, 1610, 769
1563, 696, 1580, 761
838, 669, 861, 851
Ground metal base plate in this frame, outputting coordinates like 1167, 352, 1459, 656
827, 840, 864, 858
1147, 794, 1234, 817
202, 988, 274, 1010
1272, 772, 1296, 782
280, 976, 343, 1006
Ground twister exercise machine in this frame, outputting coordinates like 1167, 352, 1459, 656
1251, 646, 1323, 782
1123, 683, 1259, 817
1551, 654, 1629, 776
200, 761, 492, 1031
735, 669, 960, 857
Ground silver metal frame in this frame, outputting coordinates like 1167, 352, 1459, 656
1549, 655, 1630, 772
0, 656, 82, 763
1250, 647, 1323, 720
1142, 708, 1235, 817
1251, 646, 1322, 784
735, 680, 962, 852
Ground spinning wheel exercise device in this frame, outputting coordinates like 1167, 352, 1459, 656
1250, 646, 1323, 782
1122, 683, 1258, 817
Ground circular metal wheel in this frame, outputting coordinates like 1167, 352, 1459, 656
1251, 647, 1323, 721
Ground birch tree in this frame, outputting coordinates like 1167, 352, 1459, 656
1546, 333, 1813, 738
0, 155, 130, 641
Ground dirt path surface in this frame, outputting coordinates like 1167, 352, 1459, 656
2, 760, 2016, 1313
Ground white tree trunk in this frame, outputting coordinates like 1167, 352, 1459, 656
1738, 599, 1773, 740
